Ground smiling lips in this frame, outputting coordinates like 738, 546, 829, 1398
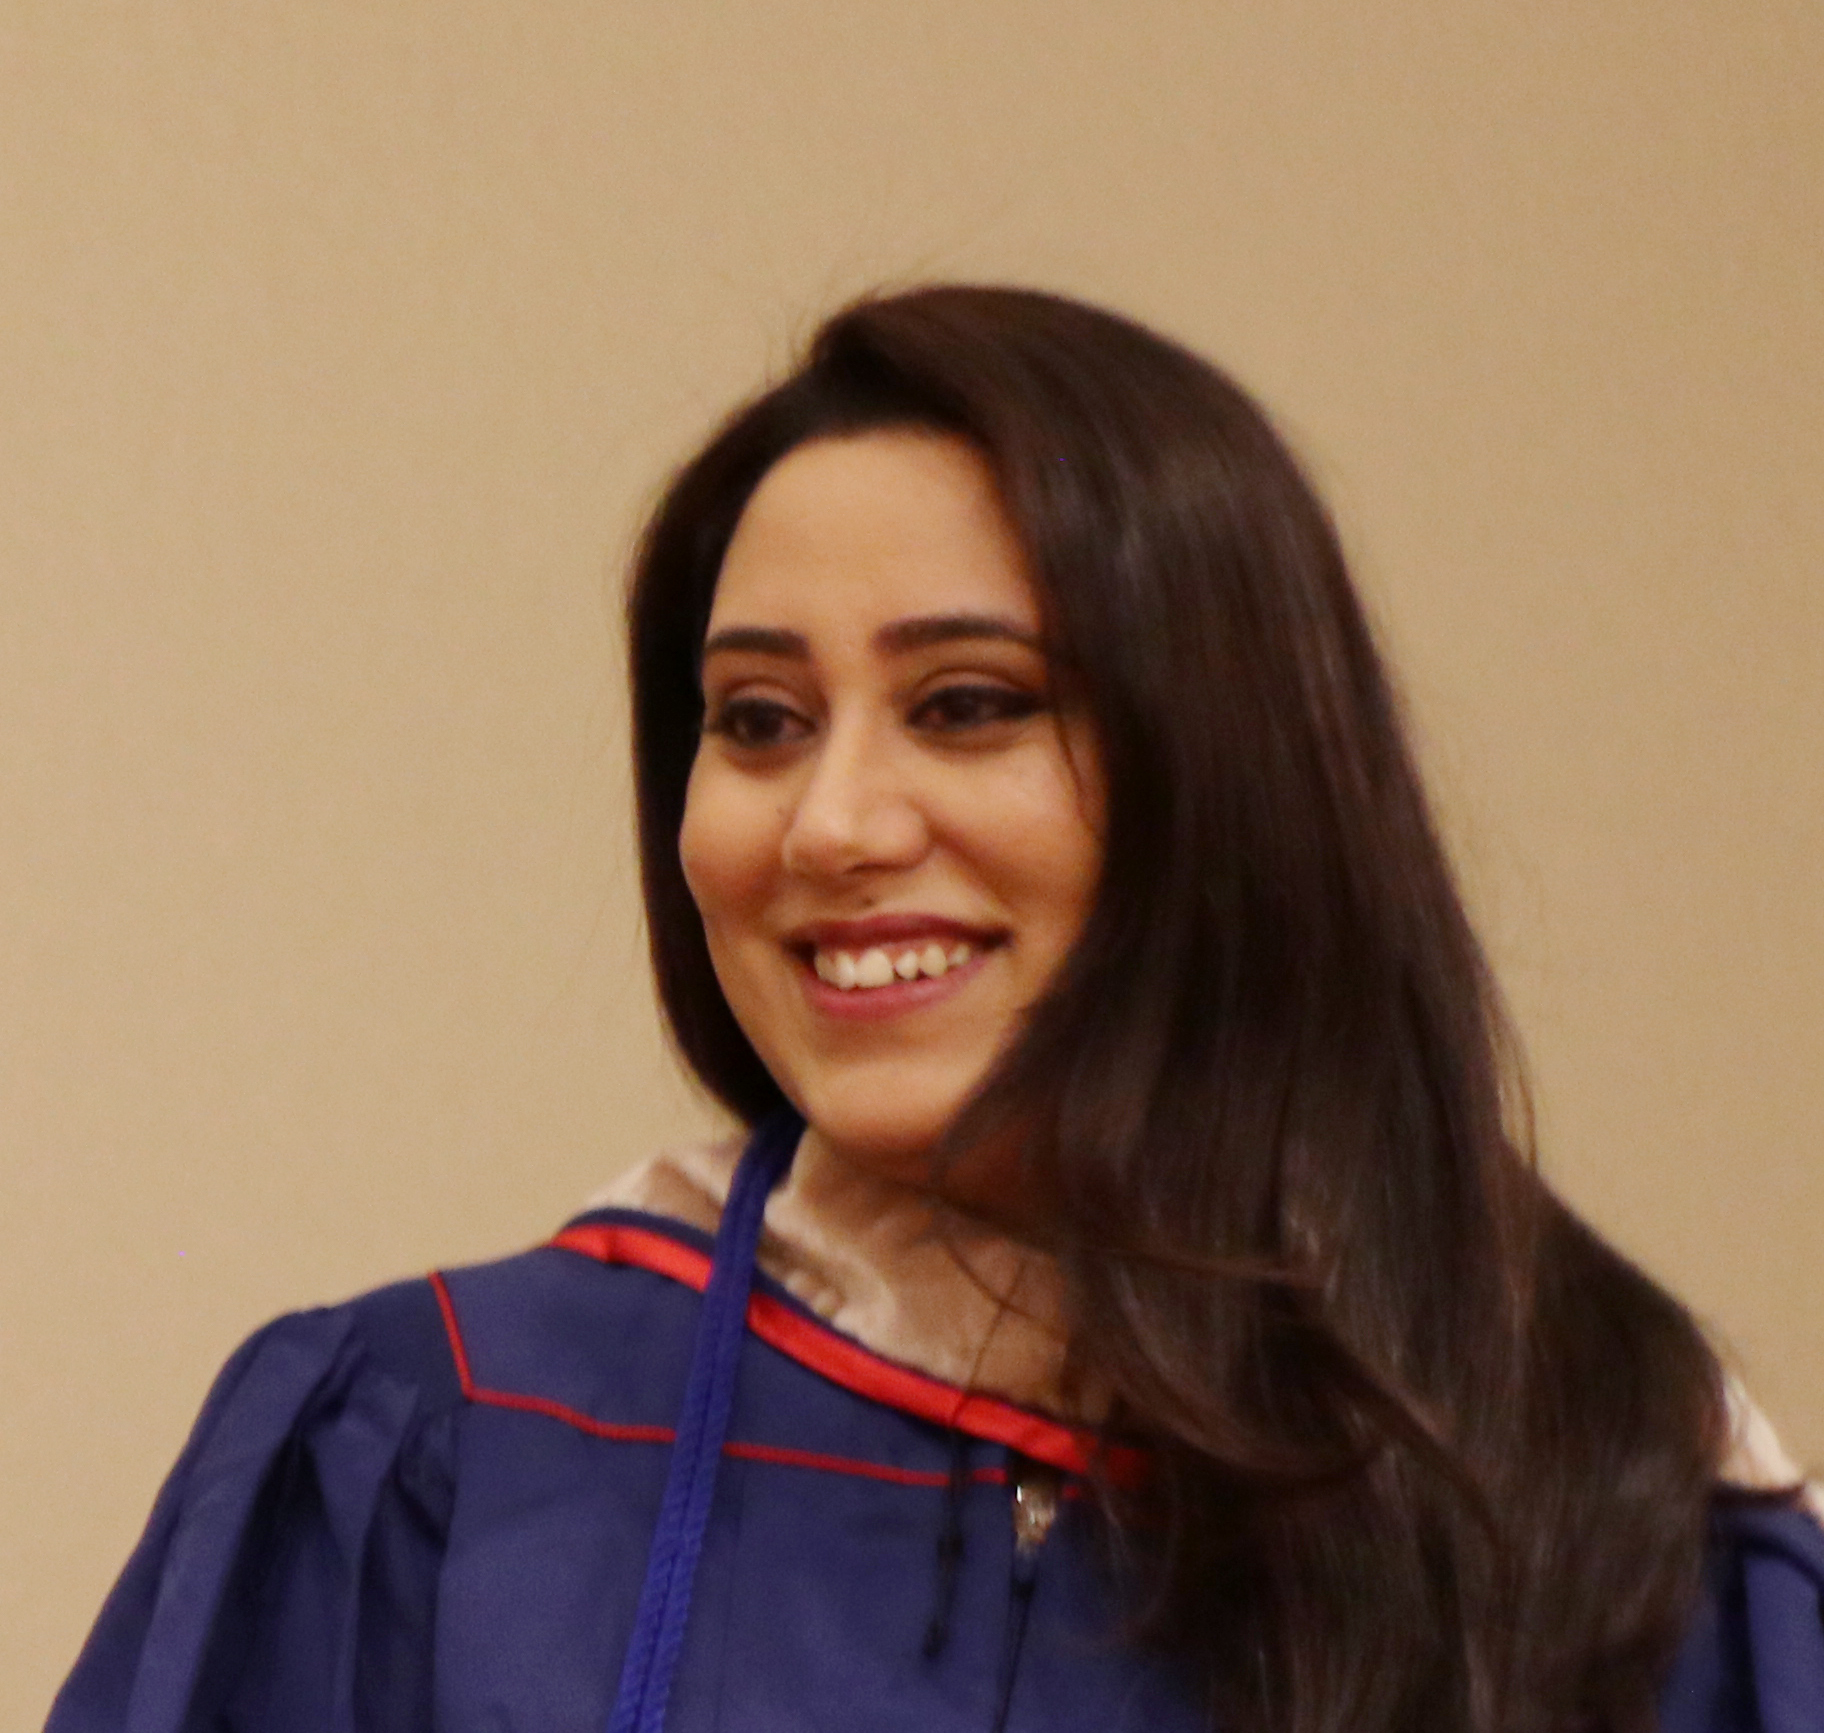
788, 917, 1000, 1008
812, 939, 976, 990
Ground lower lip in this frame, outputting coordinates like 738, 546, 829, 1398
797, 947, 994, 1023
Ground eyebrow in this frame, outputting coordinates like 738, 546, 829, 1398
699, 613, 1043, 666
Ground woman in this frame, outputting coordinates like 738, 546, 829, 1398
51, 286, 1823, 1733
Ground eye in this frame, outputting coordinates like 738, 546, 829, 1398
703, 695, 812, 751
909, 683, 1045, 734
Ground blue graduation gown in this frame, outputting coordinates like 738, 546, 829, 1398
48, 1204, 1824, 1731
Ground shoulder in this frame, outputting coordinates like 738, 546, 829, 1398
294, 1213, 699, 1399
1661, 1494, 1824, 1729
201, 1268, 468, 1437
49, 1274, 472, 1731
164, 1210, 726, 1460
48, 1238, 668, 1733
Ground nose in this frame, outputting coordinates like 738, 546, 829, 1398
780, 717, 930, 880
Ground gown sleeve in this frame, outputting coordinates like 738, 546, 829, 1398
46, 1279, 460, 1733
1660, 1498, 1824, 1733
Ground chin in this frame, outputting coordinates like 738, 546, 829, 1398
790, 1069, 977, 1177
801, 1103, 957, 1172
745, 1018, 1009, 1177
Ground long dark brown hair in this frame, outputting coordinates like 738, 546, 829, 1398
625, 285, 1730, 1731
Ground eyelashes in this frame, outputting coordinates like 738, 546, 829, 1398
909, 685, 1044, 732
702, 696, 809, 750
702, 683, 1046, 751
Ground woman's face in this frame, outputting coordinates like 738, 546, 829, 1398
680, 429, 1103, 1189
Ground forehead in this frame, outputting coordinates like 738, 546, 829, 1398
709, 430, 1039, 632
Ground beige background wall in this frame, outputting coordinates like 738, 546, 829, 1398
4, 1, 1818, 1717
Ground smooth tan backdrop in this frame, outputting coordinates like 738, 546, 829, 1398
4, 2, 1819, 1718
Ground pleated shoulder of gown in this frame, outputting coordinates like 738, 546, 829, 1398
47, 1275, 462, 1733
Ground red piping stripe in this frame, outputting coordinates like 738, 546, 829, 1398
724, 1441, 1007, 1488
563, 1223, 713, 1291
431, 1269, 1021, 1481
548, 1221, 1144, 1484
429, 1269, 475, 1393
553, 1223, 712, 1289
471, 1386, 678, 1444
432, 1269, 674, 1442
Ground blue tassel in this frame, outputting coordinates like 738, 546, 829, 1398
606, 1109, 802, 1733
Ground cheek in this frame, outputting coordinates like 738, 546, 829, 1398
981, 766, 1103, 939
678, 761, 776, 938
1029, 833, 1101, 950
1044, 746, 1105, 936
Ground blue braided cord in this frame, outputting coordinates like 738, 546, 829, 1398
606, 1108, 802, 1733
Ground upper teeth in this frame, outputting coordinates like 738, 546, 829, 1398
813, 941, 975, 990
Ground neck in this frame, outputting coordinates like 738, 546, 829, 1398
765, 1125, 1089, 1415
777, 1125, 1026, 1250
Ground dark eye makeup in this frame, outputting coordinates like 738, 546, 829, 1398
908, 684, 1045, 732
701, 682, 1045, 751
702, 696, 809, 750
